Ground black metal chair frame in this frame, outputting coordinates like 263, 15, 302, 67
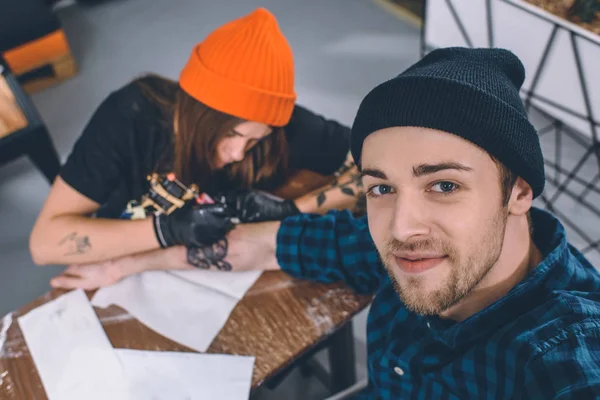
0, 56, 61, 184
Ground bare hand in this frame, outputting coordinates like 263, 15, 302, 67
50, 260, 125, 290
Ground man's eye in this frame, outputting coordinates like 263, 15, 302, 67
430, 181, 459, 194
367, 184, 393, 197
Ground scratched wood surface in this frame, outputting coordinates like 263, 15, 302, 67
0, 170, 372, 399
0, 75, 28, 138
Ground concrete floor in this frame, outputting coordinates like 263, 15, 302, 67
0, 0, 598, 398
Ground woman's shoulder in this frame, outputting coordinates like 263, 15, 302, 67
287, 104, 316, 125
283, 104, 351, 175
284, 104, 319, 136
285, 104, 351, 138
101, 74, 178, 114
79, 74, 177, 143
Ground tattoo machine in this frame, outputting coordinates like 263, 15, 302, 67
122, 173, 239, 223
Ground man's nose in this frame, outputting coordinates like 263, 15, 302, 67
391, 192, 430, 242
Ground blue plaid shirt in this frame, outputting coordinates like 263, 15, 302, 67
276, 207, 600, 399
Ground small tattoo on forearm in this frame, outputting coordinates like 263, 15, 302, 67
59, 232, 92, 256
314, 162, 364, 207
333, 156, 355, 177
187, 239, 232, 271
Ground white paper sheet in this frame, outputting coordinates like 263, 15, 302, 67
92, 270, 262, 352
116, 349, 254, 399
169, 269, 262, 300
18, 290, 132, 400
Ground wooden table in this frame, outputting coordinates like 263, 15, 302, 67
0, 170, 373, 398
0, 273, 371, 398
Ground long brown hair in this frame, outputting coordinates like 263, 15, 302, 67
136, 74, 290, 193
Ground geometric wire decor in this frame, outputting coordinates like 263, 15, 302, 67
421, 0, 600, 264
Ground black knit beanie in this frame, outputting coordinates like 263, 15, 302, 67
351, 47, 545, 198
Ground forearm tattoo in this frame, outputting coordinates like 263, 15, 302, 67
59, 232, 92, 256
333, 155, 356, 177
186, 239, 232, 271
315, 157, 365, 207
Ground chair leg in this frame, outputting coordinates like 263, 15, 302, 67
27, 126, 61, 184
328, 321, 357, 393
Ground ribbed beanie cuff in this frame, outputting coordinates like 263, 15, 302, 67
179, 8, 296, 127
180, 50, 296, 126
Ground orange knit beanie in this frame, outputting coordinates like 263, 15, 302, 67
179, 8, 296, 127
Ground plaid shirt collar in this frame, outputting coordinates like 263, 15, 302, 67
380, 207, 575, 367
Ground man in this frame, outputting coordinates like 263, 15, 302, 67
51, 48, 600, 398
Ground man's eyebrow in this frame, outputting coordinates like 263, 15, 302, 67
412, 162, 473, 177
360, 168, 387, 180
231, 129, 245, 137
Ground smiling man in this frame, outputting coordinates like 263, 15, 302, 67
360, 140, 538, 320
275, 47, 600, 398
55, 47, 600, 398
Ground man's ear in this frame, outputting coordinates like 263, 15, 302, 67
508, 177, 533, 216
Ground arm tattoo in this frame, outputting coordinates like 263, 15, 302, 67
186, 239, 232, 271
333, 156, 356, 177
59, 232, 92, 256
315, 158, 365, 207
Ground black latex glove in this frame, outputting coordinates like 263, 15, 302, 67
219, 190, 300, 223
153, 202, 235, 248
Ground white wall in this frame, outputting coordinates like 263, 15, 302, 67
424, 0, 600, 140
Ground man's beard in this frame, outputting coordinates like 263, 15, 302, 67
380, 209, 508, 315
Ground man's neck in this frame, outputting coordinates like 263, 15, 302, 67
440, 215, 543, 322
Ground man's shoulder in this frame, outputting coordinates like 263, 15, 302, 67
524, 290, 600, 357
517, 294, 600, 398
523, 218, 600, 355
520, 293, 600, 396
530, 242, 600, 351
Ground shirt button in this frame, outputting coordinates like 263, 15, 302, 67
394, 366, 404, 376
427, 322, 431, 329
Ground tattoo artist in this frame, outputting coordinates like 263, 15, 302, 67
32, 8, 364, 289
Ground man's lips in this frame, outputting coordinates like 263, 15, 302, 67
393, 255, 448, 274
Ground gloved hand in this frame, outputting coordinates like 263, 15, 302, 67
153, 201, 235, 248
218, 190, 300, 223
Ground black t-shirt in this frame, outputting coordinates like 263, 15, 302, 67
60, 77, 351, 218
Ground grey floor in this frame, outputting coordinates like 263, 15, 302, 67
0, 0, 598, 398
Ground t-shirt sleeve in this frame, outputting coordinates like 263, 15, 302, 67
285, 105, 351, 175
59, 92, 132, 204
